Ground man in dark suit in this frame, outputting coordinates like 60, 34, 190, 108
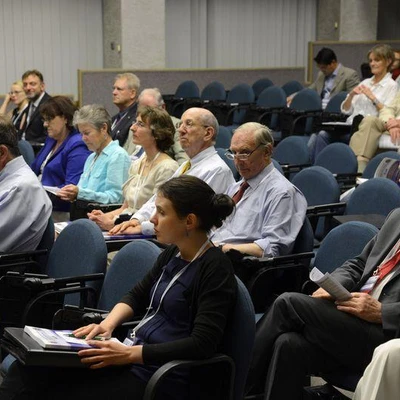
246, 207, 400, 400
20, 70, 51, 143
111, 72, 139, 152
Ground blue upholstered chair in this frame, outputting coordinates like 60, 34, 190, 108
252, 78, 274, 100
281, 80, 303, 96
362, 151, 400, 179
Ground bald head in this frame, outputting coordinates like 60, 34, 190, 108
178, 108, 219, 158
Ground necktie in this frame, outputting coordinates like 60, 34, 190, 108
27, 103, 36, 125
232, 181, 249, 204
374, 247, 400, 287
180, 160, 191, 175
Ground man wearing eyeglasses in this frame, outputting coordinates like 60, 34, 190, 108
211, 122, 307, 257
0, 117, 52, 252
111, 73, 140, 151
108, 107, 235, 236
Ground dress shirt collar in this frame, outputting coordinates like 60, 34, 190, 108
190, 146, 217, 166
32, 92, 46, 108
371, 72, 393, 88
100, 140, 119, 157
239, 161, 274, 190
0, 156, 25, 180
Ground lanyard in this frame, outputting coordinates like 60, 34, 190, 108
130, 239, 210, 340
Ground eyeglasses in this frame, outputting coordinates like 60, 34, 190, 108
133, 120, 147, 128
9, 91, 23, 95
178, 120, 209, 130
225, 144, 263, 161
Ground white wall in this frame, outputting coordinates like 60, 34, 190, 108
166, 0, 317, 69
0, 0, 103, 99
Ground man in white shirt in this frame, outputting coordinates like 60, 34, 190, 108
0, 116, 52, 252
109, 107, 235, 235
212, 122, 307, 257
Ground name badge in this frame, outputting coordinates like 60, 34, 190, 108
360, 275, 379, 293
123, 337, 135, 346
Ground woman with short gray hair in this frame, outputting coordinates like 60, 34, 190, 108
58, 104, 131, 219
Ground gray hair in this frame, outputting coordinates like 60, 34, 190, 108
138, 88, 165, 108
114, 73, 140, 91
73, 104, 112, 135
235, 122, 274, 147
0, 116, 19, 157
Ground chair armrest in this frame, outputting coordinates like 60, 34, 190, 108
225, 103, 252, 125
306, 202, 347, 218
143, 354, 234, 400
290, 110, 322, 135
0, 249, 48, 263
280, 163, 312, 179
52, 304, 110, 329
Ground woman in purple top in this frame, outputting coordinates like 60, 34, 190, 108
31, 96, 90, 214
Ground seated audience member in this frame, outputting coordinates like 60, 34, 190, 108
0, 116, 52, 253
349, 91, 400, 173
353, 339, 400, 400
246, 207, 400, 400
57, 104, 130, 213
20, 69, 51, 143
391, 49, 400, 83
108, 107, 235, 235
0, 176, 237, 400
0, 80, 28, 131
127, 88, 187, 165
88, 106, 178, 231
288, 47, 359, 108
111, 73, 140, 151
31, 96, 91, 219
309, 44, 399, 163
212, 122, 307, 257
112, 121, 307, 258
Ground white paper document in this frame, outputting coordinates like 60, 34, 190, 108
310, 267, 352, 301
43, 186, 61, 196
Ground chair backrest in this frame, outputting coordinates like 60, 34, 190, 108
226, 83, 255, 104
292, 217, 314, 255
98, 240, 162, 310
273, 136, 311, 165
201, 81, 226, 101
314, 143, 357, 175
324, 91, 348, 113
18, 140, 35, 166
175, 80, 200, 99
215, 126, 232, 149
314, 221, 378, 274
272, 158, 284, 175
291, 166, 340, 206
35, 216, 55, 272
362, 152, 400, 179
216, 148, 240, 181
281, 80, 303, 96
222, 277, 255, 400
346, 177, 400, 216
289, 88, 322, 111
256, 86, 286, 108
252, 78, 274, 99
46, 219, 108, 304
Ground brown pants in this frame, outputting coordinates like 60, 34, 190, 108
350, 116, 389, 159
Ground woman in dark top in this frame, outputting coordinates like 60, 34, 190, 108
0, 176, 237, 400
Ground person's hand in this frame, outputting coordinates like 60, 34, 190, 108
109, 219, 141, 235
311, 287, 334, 301
87, 210, 114, 231
350, 85, 363, 96
57, 184, 79, 201
4, 93, 11, 105
386, 118, 400, 130
335, 292, 382, 323
358, 84, 374, 100
389, 127, 400, 145
78, 341, 143, 369
73, 322, 113, 341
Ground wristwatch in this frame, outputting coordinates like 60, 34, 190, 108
372, 98, 379, 107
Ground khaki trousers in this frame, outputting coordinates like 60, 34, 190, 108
349, 116, 389, 159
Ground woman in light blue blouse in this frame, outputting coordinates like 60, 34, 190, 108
58, 104, 130, 211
